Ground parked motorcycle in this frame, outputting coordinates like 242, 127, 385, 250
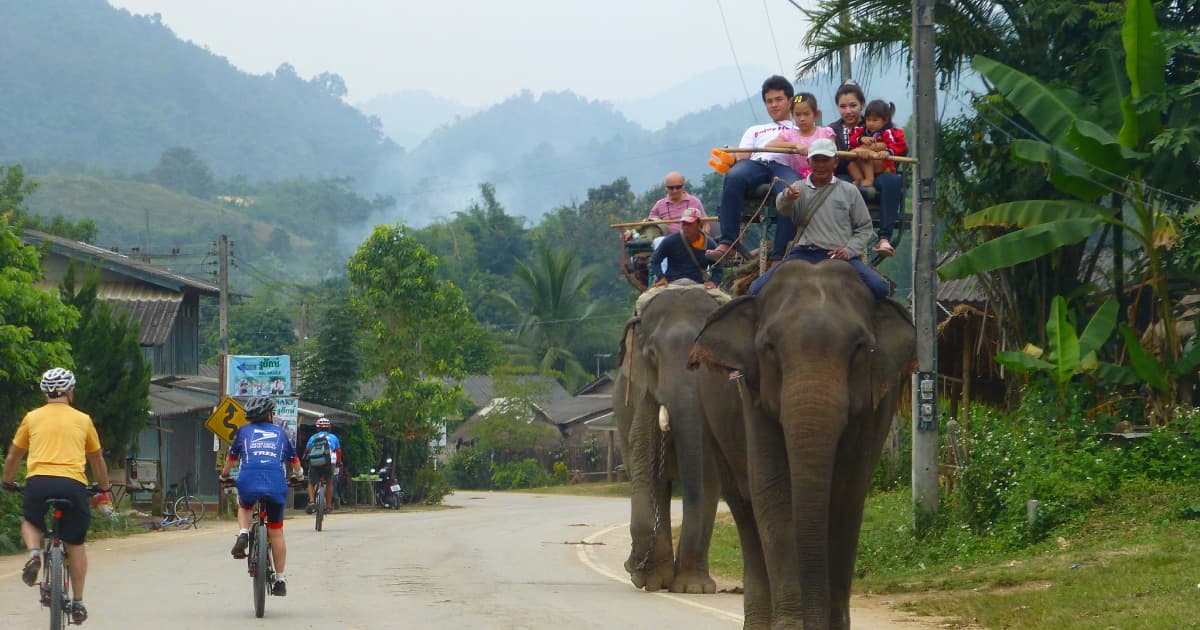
370, 458, 403, 509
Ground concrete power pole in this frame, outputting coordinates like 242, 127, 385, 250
911, 0, 939, 528
217, 234, 230, 517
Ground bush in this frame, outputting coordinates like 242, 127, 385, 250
447, 447, 495, 489
409, 464, 453, 505
491, 458, 555, 489
553, 461, 571, 484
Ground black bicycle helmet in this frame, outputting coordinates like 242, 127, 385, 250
243, 396, 275, 421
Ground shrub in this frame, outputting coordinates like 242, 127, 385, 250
446, 447, 494, 489
553, 461, 570, 484
410, 464, 453, 504
491, 458, 554, 489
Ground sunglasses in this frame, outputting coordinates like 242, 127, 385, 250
665, 184, 683, 191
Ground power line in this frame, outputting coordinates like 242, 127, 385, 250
715, 0, 760, 124
762, 0, 787, 76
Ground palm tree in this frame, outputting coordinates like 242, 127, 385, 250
493, 243, 600, 389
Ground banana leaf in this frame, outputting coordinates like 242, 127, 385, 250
1121, 0, 1166, 146
1046, 296, 1080, 385
937, 218, 1102, 280
1078, 298, 1118, 357
1011, 140, 1109, 201
964, 200, 1110, 229
972, 55, 1085, 147
1093, 361, 1142, 386
994, 350, 1052, 374
1171, 341, 1200, 379
1119, 323, 1169, 394
1068, 121, 1133, 177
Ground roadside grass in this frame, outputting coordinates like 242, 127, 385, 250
507, 482, 631, 497
706, 478, 1200, 628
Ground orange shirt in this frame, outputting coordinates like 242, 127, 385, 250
12, 402, 102, 485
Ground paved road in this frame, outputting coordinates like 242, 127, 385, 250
0, 492, 936, 629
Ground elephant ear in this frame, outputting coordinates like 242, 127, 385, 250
870, 299, 918, 410
617, 316, 640, 379
689, 295, 759, 381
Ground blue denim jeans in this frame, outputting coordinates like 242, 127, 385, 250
748, 247, 892, 300
717, 159, 800, 247
836, 172, 903, 240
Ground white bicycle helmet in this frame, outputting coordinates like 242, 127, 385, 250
40, 367, 76, 397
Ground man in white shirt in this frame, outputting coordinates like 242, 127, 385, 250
707, 75, 799, 261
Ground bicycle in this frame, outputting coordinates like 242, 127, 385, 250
6, 482, 101, 629
159, 472, 204, 529
313, 473, 328, 532
225, 477, 304, 618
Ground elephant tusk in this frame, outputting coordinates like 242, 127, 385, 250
658, 406, 670, 432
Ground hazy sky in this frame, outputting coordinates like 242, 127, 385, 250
106, 0, 818, 107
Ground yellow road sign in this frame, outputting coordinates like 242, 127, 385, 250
205, 396, 246, 445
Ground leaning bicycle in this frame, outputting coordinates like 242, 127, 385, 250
6, 483, 101, 629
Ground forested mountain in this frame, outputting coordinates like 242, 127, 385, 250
0, 0, 394, 180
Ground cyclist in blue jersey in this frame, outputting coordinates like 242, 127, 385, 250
304, 417, 343, 514
218, 397, 302, 597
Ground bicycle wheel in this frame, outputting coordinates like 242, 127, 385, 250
173, 496, 199, 528
314, 480, 325, 532
48, 546, 66, 630
253, 525, 267, 618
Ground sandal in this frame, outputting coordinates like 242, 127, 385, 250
705, 243, 731, 262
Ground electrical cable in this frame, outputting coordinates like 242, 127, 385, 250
715, 0, 760, 124
762, 0, 787, 76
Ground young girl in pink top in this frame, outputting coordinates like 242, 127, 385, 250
766, 92, 835, 178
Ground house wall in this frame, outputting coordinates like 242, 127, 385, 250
146, 293, 201, 375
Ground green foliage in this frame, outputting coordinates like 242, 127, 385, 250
298, 292, 361, 408
149, 147, 215, 198
407, 464, 453, 505
59, 264, 151, 463
446, 447, 494, 489
491, 458, 555, 489
227, 302, 297, 357
2, 165, 97, 242
0, 216, 78, 445
552, 460, 571, 484
336, 418, 376, 477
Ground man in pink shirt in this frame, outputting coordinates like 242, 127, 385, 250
646, 171, 708, 234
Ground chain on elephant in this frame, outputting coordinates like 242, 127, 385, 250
635, 428, 670, 572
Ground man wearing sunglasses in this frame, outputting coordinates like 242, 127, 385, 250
647, 172, 707, 235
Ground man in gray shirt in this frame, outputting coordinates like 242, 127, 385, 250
748, 138, 891, 299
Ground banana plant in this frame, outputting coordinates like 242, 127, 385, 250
996, 296, 1121, 397
942, 0, 1191, 415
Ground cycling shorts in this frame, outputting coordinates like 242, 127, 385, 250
237, 493, 286, 529
308, 464, 334, 483
23, 475, 92, 545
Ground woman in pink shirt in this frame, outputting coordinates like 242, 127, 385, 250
766, 92, 835, 179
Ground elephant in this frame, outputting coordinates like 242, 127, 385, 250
613, 285, 739, 594
689, 260, 917, 629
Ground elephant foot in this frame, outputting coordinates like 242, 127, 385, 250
669, 571, 716, 594
624, 557, 674, 592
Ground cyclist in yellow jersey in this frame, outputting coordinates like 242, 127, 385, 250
2, 368, 111, 625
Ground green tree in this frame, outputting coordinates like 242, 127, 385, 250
493, 243, 602, 391
470, 367, 561, 451
150, 147, 216, 198
299, 295, 361, 408
59, 264, 151, 462
228, 301, 296, 356
348, 224, 498, 498
0, 216, 78, 444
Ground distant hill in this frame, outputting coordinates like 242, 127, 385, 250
357, 89, 479, 150
0, 0, 395, 181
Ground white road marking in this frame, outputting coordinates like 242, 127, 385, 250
576, 521, 743, 625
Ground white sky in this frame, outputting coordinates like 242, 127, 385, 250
106, 0, 817, 107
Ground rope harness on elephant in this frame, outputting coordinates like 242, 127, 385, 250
635, 427, 670, 573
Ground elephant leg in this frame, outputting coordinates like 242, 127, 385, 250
827, 407, 898, 629
669, 413, 717, 594
710, 433, 770, 628
743, 402, 802, 621
624, 396, 675, 591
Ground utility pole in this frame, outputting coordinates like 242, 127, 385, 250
217, 234, 230, 517
911, 0, 939, 529
297, 301, 308, 393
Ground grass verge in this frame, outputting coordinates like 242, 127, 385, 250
706, 478, 1200, 628
506, 482, 631, 497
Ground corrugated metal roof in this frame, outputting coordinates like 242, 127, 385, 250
108, 298, 182, 346
150, 384, 213, 418
22, 229, 220, 295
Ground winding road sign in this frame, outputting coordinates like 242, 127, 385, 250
205, 396, 246, 445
